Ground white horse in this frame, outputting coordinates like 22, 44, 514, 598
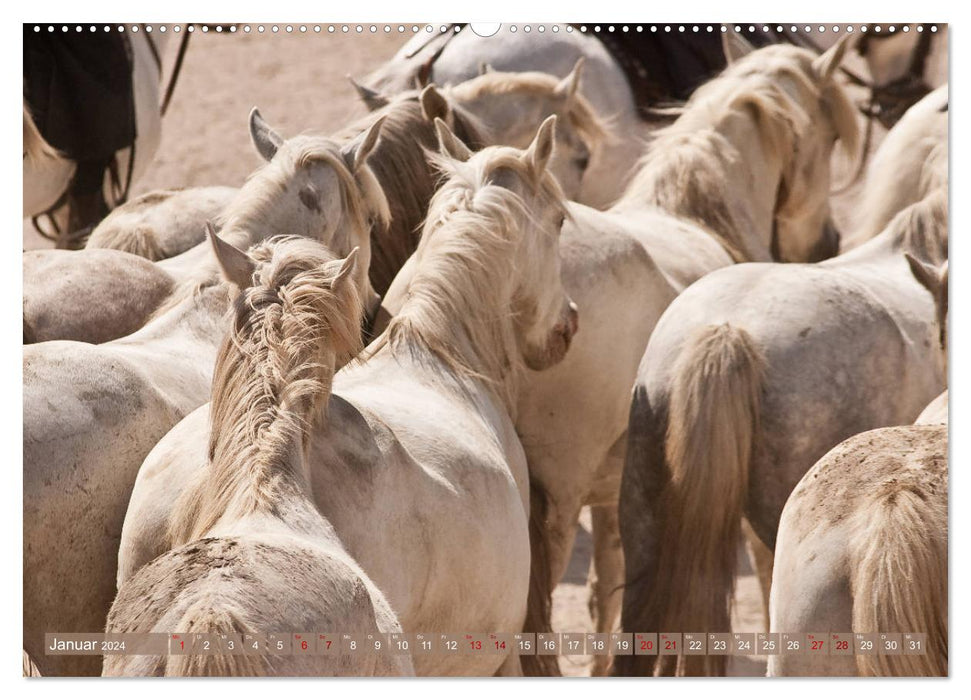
618, 190, 947, 676
25, 68, 601, 344
85, 186, 238, 260
365, 26, 641, 208
22, 112, 389, 346
376, 37, 860, 676
768, 422, 947, 676
23, 248, 175, 344
117, 118, 578, 677
848, 84, 947, 248
768, 252, 948, 677
24, 29, 171, 246
23, 132, 385, 677
105, 236, 413, 677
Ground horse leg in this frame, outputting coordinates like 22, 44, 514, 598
587, 503, 624, 675
585, 436, 626, 676
521, 477, 583, 677
741, 517, 774, 631
494, 651, 524, 676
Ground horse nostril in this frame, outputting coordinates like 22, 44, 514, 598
576, 155, 590, 171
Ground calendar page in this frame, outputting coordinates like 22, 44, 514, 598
22, 19, 949, 680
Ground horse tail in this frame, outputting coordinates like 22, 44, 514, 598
654, 323, 764, 675
87, 224, 165, 261
165, 601, 265, 677
851, 485, 948, 676
23, 102, 60, 162
520, 478, 562, 677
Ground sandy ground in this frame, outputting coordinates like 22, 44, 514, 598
22, 28, 946, 677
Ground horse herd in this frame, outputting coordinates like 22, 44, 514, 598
22, 33, 948, 677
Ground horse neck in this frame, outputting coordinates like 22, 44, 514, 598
381, 215, 523, 415
613, 109, 781, 262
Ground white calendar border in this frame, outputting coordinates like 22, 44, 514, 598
2, 0, 962, 698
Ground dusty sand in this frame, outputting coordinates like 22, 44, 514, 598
22, 28, 944, 677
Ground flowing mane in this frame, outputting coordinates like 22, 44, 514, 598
614, 45, 859, 261
220, 135, 389, 252
151, 136, 386, 320
449, 70, 608, 150
333, 92, 486, 294
169, 236, 364, 545
374, 146, 567, 412
892, 189, 949, 266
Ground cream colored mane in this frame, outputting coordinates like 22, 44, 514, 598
614, 46, 858, 261
153, 136, 386, 320
449, 70, 608, 151
221, 135, 390, 251
375, 146, 567, 411
891, 189, 949, 266
169, 236, 364, 545
333, 93, 486, 292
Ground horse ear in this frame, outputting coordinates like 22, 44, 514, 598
555, 58, 584, 103
420, 84, 451, 123
343, 115, 386, 173
249, 107, 283, 162
207, 222, 256, 289
905, 252, 943, 298
347, 76, 389, 112
524, 115, 557, 175
332, 247, 359, 291
722, 30, 756, 65
813, 33, 857, 82
434, 117, 473, 162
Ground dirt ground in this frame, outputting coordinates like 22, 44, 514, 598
22, 27, 946, 677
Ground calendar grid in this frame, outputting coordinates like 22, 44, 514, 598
43, 632, 929, 657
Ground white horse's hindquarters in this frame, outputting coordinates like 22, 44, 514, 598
768, 503, 857, 677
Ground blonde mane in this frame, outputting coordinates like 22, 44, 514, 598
333, 93, 485, 293
450, 70, 608, 152
892, 189, 949, 265
169, 236, 364, 545
374, 147, 567, 412
614, 46, 858, 262
152, 136, 386, 320
221, 135, 389, 252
